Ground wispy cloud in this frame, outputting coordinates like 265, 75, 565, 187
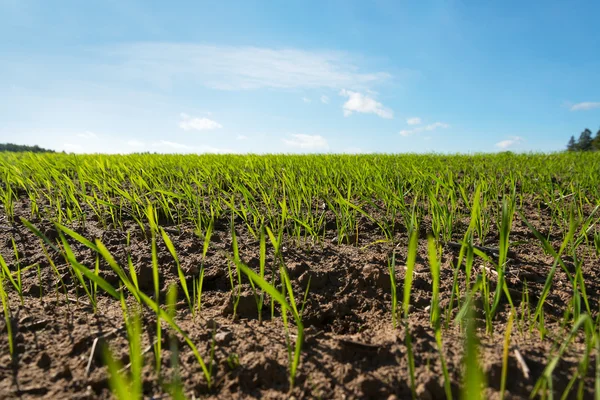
63, 143, 83, 152
320, 95, 330, 104
148, 140, 233, 153
152, 140, 193, 150
106, 43, 393, 91
179, 113, 223, 131
237, 135, 248, 140
282, 134, 329, 150
406, 117, 421, 125
339, 89, 393, 119
302, 97, 311, 103
127, 139, 145, 147
342, 147, 366, 154
77, 131, 98, 139
399, 122, 449, 137
570, 102, 600, 111
198, 145, 235, 154
495, 136, 524, 149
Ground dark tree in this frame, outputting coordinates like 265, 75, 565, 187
566, 135, 577, 151
592, 129, 600, 151
577, 129, 594, 151
0, 143, 55, 153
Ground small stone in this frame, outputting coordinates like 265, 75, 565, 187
215, 331, 233, 344
36, 352, 52, 369
387, 395, 399, 400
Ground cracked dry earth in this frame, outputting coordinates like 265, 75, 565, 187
0, 202, 598, 399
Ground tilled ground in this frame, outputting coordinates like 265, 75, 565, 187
0, 200, 598, 399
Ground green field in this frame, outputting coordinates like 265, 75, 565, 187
1, 152, 599, 399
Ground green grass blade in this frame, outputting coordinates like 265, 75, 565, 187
403, 230, 418, 319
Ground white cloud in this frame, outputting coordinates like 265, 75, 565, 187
495, 136, 524, 149
406, 117, 421, 125
570, 102, 600, 111
282, 134, 329, 150
77, 131, 98, 139
399, 122, 449, 137
237, 135, 248, 140
179, 113, 222, 131
339, 89, 393, 119
148, 140, 234, 154
342, 147, 366, 154
320, 95, 330, 104
127, 139, 145, 147
63, 143, 83, 152
105, 43, 393, 91
152, 140, 193, 150
197, 145, 235, 154
302, 97, 311, 103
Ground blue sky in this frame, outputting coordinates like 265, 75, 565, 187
1, 0, 599, 154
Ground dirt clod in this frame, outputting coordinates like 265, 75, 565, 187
36, 351, 52, 369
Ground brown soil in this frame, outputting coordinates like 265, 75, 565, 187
0, 198, 598, 399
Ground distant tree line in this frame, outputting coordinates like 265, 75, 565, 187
0, 143, 55, 153
566, 129, 600, 152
